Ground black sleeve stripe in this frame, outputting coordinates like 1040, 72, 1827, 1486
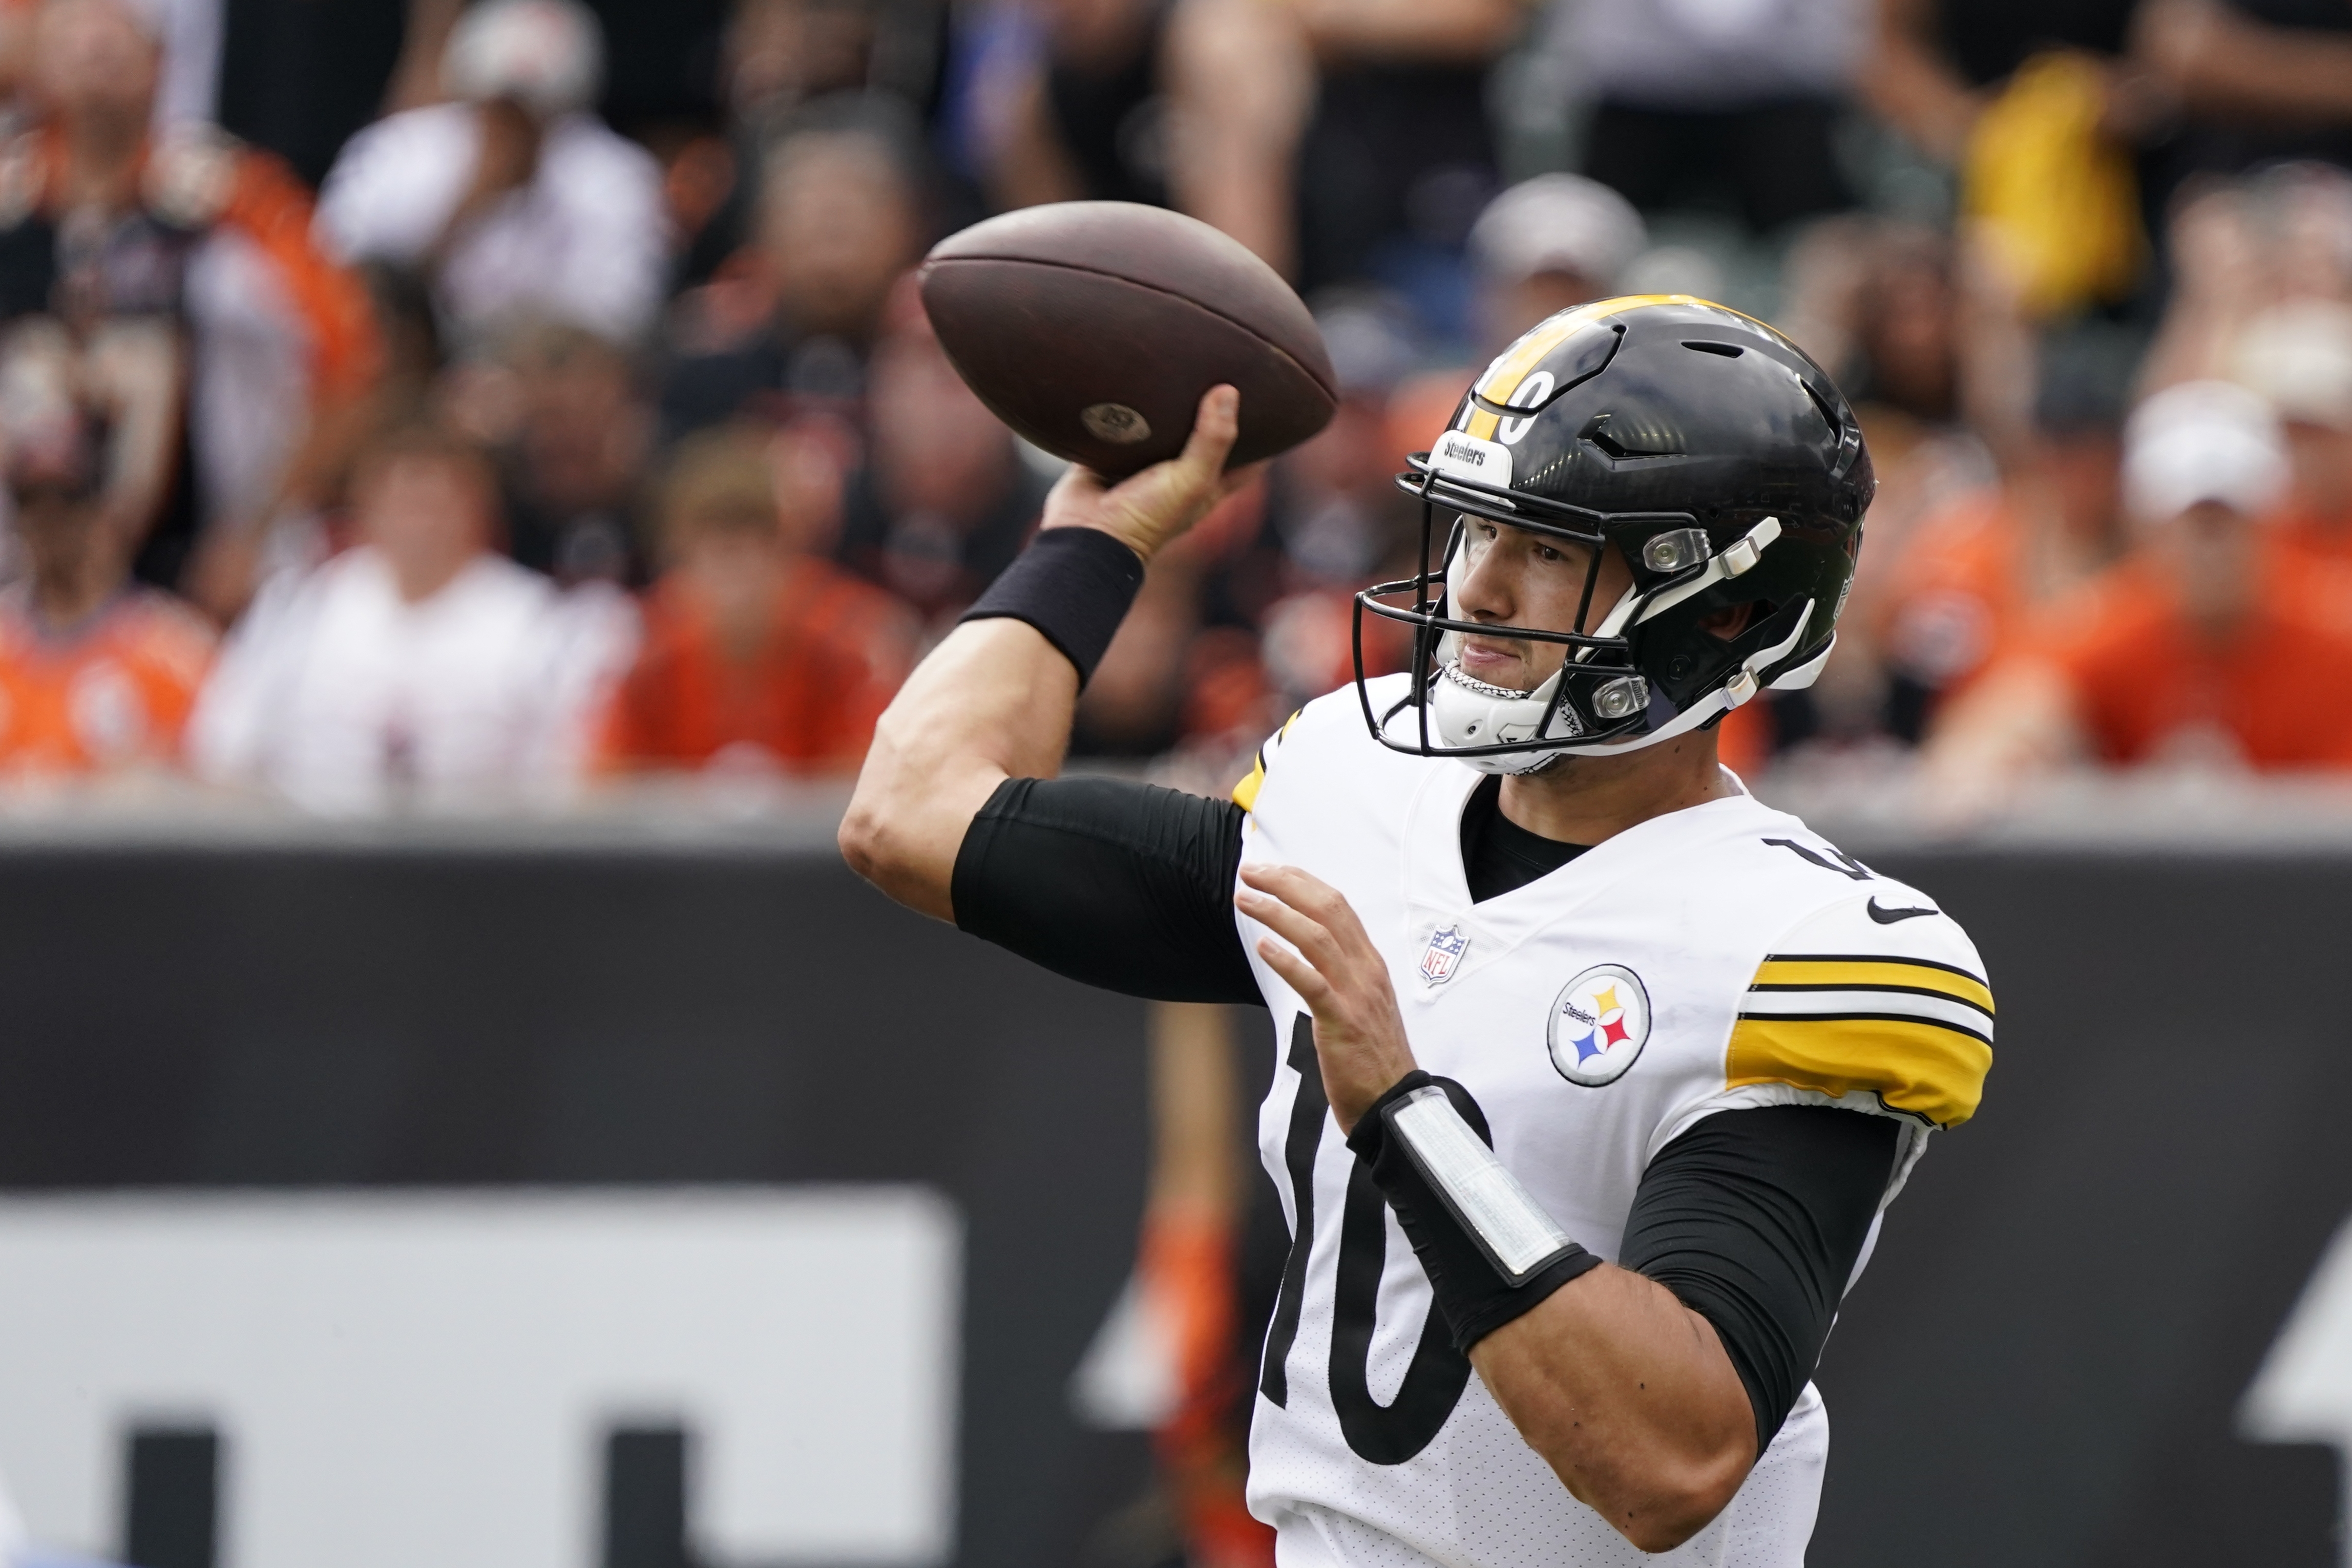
1763, 950, 1988, 986
1734, 1009, 1994, 1049
1748, 979, 1991, 1007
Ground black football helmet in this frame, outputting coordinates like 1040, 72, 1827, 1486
1357, 295, 1874, 771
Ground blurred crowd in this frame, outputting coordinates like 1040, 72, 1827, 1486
0, 0, 2349, 823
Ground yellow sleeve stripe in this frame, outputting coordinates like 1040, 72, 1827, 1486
1728, 1014, 1991, 1128
1231, 751, 1267, 812
1753, 956, 1993, 1015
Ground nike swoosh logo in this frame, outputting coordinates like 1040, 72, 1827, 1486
1867, 898, 1939, 924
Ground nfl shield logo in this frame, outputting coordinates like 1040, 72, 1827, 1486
1419, 925, 1470, 985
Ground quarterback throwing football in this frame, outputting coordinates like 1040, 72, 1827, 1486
843, 296, 1992, 1565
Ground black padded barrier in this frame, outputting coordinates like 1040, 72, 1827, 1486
0, 833, 2346, 1566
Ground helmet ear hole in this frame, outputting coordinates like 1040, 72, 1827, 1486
1699, 600, 1765, 640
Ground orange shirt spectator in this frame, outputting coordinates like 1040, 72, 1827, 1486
0, 344, 213, 776
2272, 496, 2352, 570
1876, 485, 2025, 696
600, 427, 918, 775
0, 589, 212, 775
2020, 554, 2352, 768
1873, 409, 2124, 713
1924, 382, 2352, 805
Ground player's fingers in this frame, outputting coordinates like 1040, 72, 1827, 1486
1240, 883, 1387, 1000
1173, 385, 1241, 482
1246, 864, 1367, 945
1235, 887, 1343, 970
1255, 936, 1332, 1005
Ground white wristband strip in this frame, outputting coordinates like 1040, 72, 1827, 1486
1387, 1086, 1579, 1286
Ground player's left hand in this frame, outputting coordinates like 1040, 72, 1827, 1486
1237, 863, 1417, 1133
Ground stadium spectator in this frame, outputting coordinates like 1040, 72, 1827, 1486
2135, 0, 2352, 178
963, 0, 1314, 286
183, 257, 451, 626
2232, 300, 2352, 570
476, 322, 654, 587
597, 426, 917, 776
1078, 0, 1511, 310
1922, 382, 2352, 808
728, 0, 938, 132
1462, 174, 1647, 352
834, 289, 1048, 629
188, 422, 633, 812
0, 326, 212, 779
0, 0, 379, 588
1861, 0, 2147, 166
1873, 337, 2130, 736
972, 0, 1180, 212
661, 104, 926, 435
1572, 0, 1861, 235
313, 0, 669, 349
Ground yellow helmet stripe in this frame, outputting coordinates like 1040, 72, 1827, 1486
1460, 294, 1712, 442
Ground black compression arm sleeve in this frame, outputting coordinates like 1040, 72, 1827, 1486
950, 775, 1261, 1004
1619, 1105, 1900, 1453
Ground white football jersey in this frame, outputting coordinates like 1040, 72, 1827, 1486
1229, 676, 1993, 1568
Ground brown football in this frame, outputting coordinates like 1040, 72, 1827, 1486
919, 202, 1337, 479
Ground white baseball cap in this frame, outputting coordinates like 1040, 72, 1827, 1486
443, 0, 604, 119
2233, 299, 2352, 432
2122, 379, 2290, 524
1468, 175, 1648, 291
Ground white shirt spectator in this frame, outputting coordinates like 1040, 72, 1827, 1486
313, 103, 668, 345
188, 545, 636, 814
1567, 0, 1862, 110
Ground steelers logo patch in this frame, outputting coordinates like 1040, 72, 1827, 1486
1547, 965, 1652, 1087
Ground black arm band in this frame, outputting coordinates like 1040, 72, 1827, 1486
957, 526, 1145, 686
1347, 1071, 1601, 1353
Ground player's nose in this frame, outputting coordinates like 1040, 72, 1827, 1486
1452, 542, 1515, 623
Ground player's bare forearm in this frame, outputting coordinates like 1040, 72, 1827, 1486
1472, 1272, 1757, 1552
1244, 862, 1758, 1551
841, 618, 1082, 920
840, 388, 1246, 922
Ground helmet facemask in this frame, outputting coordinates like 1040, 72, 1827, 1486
1354, 456, 1818, 771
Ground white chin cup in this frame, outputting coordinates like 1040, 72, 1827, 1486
1426, 661, 1580, 774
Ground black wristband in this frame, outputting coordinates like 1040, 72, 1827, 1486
958, 526, 1146, 687
1348, 1071, 1602, 1353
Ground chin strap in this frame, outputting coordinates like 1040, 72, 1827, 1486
1553, 603, 1822, 757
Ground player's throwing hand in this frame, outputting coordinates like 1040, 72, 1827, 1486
1037, 386, 1249, 562
1237, 863, 1418, 1134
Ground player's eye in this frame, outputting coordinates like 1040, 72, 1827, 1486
1536, 544, 1564, 563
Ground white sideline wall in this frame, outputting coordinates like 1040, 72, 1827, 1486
0, 1188, 961, 1568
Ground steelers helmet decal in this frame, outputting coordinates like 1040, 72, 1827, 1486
1357, 295, 1874, 768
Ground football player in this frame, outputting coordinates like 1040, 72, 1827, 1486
842, 296, 1992, 1565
